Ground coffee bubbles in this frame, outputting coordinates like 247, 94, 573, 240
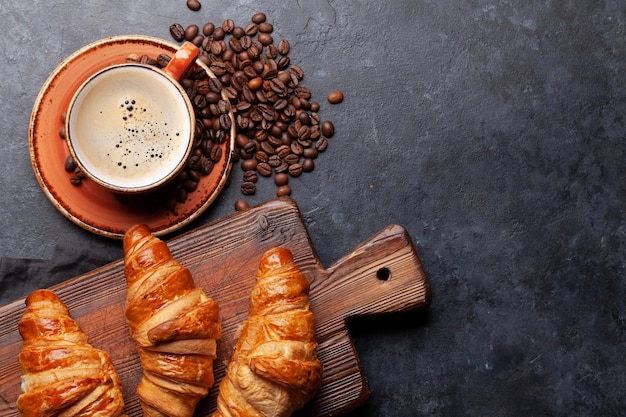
67, 65, 194, 191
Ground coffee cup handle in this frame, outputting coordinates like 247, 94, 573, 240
163, 41, 200, 81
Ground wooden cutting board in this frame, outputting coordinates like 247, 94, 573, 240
0, 197, 431, 416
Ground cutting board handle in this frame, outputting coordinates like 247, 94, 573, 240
311, 224, 431, 335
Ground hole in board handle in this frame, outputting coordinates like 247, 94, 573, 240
376, 267, 391, 281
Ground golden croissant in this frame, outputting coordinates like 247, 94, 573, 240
213, 247, 323, 417
17, 289, 126, 417
123, 224, 222, 417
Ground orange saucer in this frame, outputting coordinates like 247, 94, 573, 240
29, 35, 235, 239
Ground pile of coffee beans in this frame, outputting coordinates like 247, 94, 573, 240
61, 52, 233, 214
61, 10, 343, 215
168, 12, 342, 207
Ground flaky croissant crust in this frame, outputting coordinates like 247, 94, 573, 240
17, 289, 126, 417
213, 247, 322, 417
123, 224, 222, 417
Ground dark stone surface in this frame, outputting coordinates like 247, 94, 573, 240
1, 1, 625, 416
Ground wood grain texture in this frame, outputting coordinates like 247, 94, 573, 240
0, 197, 430, 416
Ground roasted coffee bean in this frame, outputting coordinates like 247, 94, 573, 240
215, 129, 227, 143
268, 135, 283, 148
241, 158, 258, 171
188, 168, 201, 182
321, 120, 335, 137
302, 158, 315, 172
310, 126, 321, 140
255, 89, 268, 103
288, 163, 303, 177
248, 76, 263, 90
58, 125, 66, 139
257, 162, 272, 176
297, 125, 311, 141
236, 134, 249, 149
193, 94, 207, 109
255, 150, 269, 163
241, 181, 256, 195
233, 26, 245, 39
275, 161, 289, 174
202, 22, 215, 36
210, 40, 225, 56
298, 112, 311, 125
284, 153, 300, 165
209, 144, 223, 162
276, 145, 291, 158
244, 140, 258, 154
255, 130, 268, 142
73, 169, 85, 180
259, 22, 273, 33
270, 78, 287, 95
184, 179, 198, 192
228, 37, 243, 53
251, 12, 267, 24
277, 39, 290, 55
327, 90, 344, 104
303, 147, 318, 159
315, 137, 328, 151
205, 78, 221, 94
277, 56, 290, 70
213, 26, 225, 40
69, 176, 82, 186
259, 141, 276, 156
170, 23, 185, 41
222, 19, 235, 33
235, 199, 250, 211
242, 86, 257, 103
244, 23, 258, 36
206, 91, 221, 104
200, 157, 214, 175
157, 54, 171, 67
243, 170, 258, 183
276, 185, 291, 196
187, 0, 201, 11
274, 172, 289, 186
290, 65, 304, 80
258, 32, 273, 46
184, 24, 199, 41
218, 99, 230, 114
295, 86, 311, 100
188, 155, 202, 170
265, 44, 278, 60
64, 155, 76, 172
268, 155, 282, 167
219, 113, 232, 130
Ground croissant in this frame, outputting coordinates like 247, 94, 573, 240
16, 289, 126, 417
123, 224, 222, 417
213, 247, 323, 417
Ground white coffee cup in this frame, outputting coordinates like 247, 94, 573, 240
66, 42, 199, 193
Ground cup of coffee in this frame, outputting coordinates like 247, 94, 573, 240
65, 42, 200, 193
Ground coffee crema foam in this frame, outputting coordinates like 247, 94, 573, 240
68, 65, 193, 190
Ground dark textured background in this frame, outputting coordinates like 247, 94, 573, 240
1, 1, 625, 416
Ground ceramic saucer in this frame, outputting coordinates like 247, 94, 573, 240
29, 35, 235, 239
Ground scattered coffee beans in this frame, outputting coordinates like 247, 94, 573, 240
169, 12, 342, 200
61, 11, 343, 213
